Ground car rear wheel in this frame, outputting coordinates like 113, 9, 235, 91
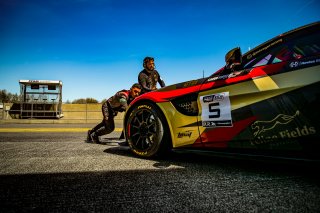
126, 102, 170, 158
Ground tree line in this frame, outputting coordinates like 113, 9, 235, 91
0, 90, 19, 103
0, 90, 101, 104
68, 98, 102, 104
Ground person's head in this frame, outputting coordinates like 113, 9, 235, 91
143, 57, 155, 72
130, 83, 141, 98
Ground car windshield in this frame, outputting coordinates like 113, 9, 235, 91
244, 31, 320, 69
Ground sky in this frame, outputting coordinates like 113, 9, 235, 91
0, 0, 319, 102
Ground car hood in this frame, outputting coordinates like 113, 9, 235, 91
131, 78, 207, 105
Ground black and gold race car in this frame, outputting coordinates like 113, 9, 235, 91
124, 22, 320, 160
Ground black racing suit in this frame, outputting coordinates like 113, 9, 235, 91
138, 69, 165, 94
91, 90, 133, 137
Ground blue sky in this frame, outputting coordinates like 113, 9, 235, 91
0, 0, 319, 102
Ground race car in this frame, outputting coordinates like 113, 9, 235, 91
124, 21, 320, 160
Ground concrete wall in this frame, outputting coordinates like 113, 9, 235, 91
62, 104, 102, 120
1, 103, 125, 124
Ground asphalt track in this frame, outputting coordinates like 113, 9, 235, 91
0, 123, 320, 212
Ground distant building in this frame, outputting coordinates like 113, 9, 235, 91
18, 80, 63, 119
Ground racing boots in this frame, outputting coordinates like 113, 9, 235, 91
87, 130, 93, 143
87, 130, 101, 144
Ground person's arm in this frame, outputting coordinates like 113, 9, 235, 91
118, 97, 128, 112
118, 91, 129, 112
157, 71, 165, 88
138, 72, 152, 92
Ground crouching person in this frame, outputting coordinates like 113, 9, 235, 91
87, 83, 141, 143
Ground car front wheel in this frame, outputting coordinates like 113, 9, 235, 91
125, 102, 170, 158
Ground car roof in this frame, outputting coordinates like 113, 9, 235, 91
242, 21, 320, 62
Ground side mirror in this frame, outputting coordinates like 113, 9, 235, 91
225, 47, 242, 64
225, 47, 242, 71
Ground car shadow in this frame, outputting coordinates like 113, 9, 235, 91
102, 139, 320, 181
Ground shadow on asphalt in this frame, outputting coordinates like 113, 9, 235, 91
0, 167, 189, 212
1, 140, 320, 212
84, 135, 320, 183
1, 166, 319, 212
102, 144, 320, 181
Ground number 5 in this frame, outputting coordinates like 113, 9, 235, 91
209, 102, 220, 118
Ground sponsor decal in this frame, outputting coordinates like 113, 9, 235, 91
177, 130, 193, 138
291, 58, 320, 67
203, 95, 213, 103
132, 149, 149, 156
279, 125, 316, 138
200, 92, 232, 127
183, 80, 198, 88
300, 59, 318, 65
207, 69, 250, 82
289, 61, 299, 68
202, 120, 232, 127
207, 75, 229, 82
250, 125, 316, 146
247, 38, 282, 60
251, 111, 300, 137
202, 94, 224, 103
138, 105, 151, 110
250, 110, 317, 146
207, 77, 218, 82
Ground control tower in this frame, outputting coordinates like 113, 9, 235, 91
19, 80, 63, 118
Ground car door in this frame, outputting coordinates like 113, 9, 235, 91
196, 67, 259, 149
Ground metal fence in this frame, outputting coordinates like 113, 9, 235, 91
0, 103, 125, 123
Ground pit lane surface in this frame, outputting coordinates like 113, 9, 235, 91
0, 124, 320, 212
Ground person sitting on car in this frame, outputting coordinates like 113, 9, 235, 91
87, 83, 141, 144
138, 56, 165, 94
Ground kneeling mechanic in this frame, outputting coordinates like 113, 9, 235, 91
87, 83, 141, 143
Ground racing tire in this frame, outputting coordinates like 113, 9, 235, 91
125, 102, 171, 158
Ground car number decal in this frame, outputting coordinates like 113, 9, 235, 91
200, 92, 233, 127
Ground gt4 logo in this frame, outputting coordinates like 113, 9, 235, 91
203, 94, 224, 103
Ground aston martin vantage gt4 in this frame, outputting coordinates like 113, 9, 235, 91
124, 22, 320, 160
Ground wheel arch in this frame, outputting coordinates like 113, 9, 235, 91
124, 99, 173, 150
